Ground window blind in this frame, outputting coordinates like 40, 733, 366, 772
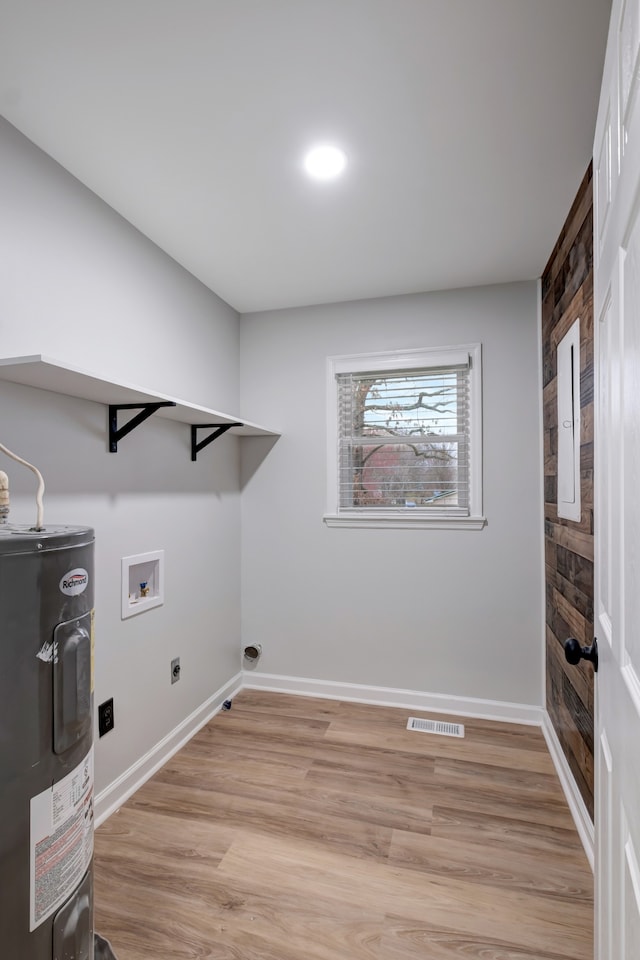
336, 362, 471, 513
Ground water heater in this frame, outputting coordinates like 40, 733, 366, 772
0, 524, 96, 957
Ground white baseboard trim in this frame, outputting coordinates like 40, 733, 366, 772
541, 709, 595, 871
242, 671, 544, 725
94, 672, 242, 827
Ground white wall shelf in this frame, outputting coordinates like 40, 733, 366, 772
0, 354, 280, 454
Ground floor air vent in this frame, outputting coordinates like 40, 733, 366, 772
407, 717, 465, 737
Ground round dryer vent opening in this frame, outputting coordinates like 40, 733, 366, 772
243, 644, 262, 664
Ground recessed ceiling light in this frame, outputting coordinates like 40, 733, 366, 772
303, 144, 347, 180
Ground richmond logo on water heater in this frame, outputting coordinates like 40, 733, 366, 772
59, 568, 89, 597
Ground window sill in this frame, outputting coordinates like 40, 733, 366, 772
323, 513, 487, 530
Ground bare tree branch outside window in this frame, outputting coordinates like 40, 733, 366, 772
338, 368, 468, 509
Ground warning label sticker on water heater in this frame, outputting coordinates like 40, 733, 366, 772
29, 748, 94, 930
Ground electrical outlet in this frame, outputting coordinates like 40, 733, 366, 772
171, 657, 181, 684
98, 698, 114, 737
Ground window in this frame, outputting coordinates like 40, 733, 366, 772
325, 345, 484, 529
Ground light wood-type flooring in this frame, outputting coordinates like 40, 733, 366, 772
94, 690, 593, 959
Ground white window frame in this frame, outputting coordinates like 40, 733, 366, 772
324, 344, 485, 530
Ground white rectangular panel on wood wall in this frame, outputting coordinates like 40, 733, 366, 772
557, 318, 581, 521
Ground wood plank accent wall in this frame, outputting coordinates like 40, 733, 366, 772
541, 165, 594, 820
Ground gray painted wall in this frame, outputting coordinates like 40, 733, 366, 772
0, 117, 238, 410
0, 118, 243, 794
240, 284, 544, 706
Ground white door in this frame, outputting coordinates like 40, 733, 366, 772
593, 2, 640, 957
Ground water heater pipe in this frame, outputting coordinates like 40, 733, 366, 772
0, 443, 45, 530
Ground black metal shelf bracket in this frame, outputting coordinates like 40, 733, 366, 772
109, 402, 177, 452
191, 423, 243, 461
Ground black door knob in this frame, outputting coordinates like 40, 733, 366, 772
564, 637, 598, 672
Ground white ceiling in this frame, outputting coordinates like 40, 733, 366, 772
0, 1, 611, 314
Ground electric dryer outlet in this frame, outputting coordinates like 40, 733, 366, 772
98, 698, 114, 737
